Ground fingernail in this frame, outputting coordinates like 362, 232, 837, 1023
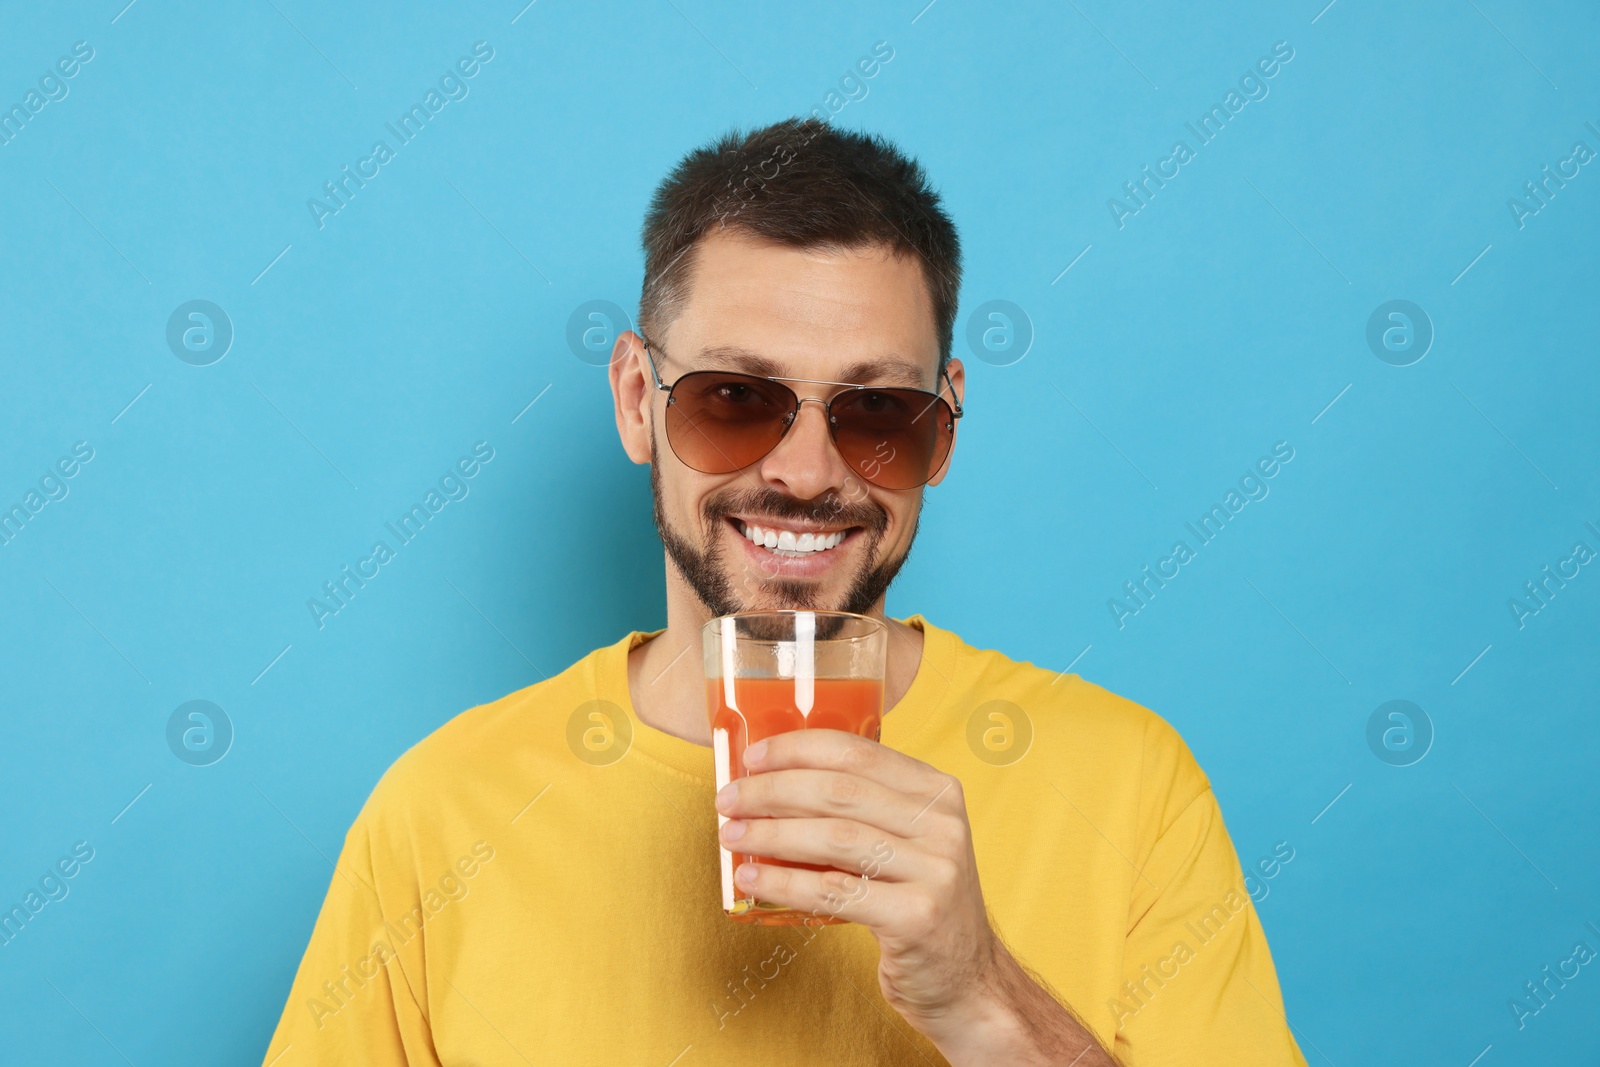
715, 780, 738, 812
746, 740, 767, 766
736, 863, 758, 886
721, 819, 746, 842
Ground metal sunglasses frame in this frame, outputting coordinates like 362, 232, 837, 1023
637, 333, 964, 487
639, 333, 964, 426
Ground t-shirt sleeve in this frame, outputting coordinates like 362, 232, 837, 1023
260, 817, 440, 1066
1111, 728, 1308, 1066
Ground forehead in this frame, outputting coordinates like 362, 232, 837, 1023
665, 229, 939, 388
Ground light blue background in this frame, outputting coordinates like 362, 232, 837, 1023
2, 1, 1597, 1063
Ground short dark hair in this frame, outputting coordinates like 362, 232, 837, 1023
638, 117, 962, 377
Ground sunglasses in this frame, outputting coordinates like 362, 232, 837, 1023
641, 335, 963, 491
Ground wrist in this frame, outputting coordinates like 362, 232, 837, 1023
912, 945, 1111, 1067
912, 954, 1035, 1065
930, 996, 1039, 1066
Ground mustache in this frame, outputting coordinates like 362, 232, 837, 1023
703, 485, 887, 534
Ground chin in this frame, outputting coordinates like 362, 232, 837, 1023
733, 583, 830, 614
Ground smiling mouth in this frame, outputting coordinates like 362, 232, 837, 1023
732, 518, 856, 558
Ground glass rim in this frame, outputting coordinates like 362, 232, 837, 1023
700, 608, 886, 641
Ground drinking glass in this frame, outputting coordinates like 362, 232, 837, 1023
702, 609, 887, 925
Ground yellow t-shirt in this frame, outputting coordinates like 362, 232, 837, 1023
263, 615, 1306, 1065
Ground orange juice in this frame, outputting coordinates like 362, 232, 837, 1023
708, 676, 883, 924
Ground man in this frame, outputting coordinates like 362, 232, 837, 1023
265, 117, 1307, 1065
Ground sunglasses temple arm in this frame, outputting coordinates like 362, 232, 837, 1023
641, 337, 673, 393
941, 364, 963, 418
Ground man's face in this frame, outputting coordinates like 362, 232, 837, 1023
618, 229, 961, 619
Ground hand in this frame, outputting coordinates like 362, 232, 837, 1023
713, 728, 1002, 1039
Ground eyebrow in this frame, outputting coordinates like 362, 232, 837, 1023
693, 345, 932, 388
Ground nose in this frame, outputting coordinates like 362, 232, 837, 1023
755, 397, 855, 502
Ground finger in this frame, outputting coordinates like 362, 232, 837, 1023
718, 768, 927, 836
748, 728, 948, 798
720, 817, 919, 882
733, 859, 915, 929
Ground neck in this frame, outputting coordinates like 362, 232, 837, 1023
626, 556, 925, 747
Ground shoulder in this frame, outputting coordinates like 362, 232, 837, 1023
351, 639, 619, 844
928, 619, 1212, 832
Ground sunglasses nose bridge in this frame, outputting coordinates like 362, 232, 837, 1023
762, 393, 852, 479
774, 393, 828, 432
781, 394, 833, 440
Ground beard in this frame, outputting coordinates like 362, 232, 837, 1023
649, 427, 917, 619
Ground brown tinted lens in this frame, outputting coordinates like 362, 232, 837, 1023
664, 371, 796, 474
830, 388, 954, 490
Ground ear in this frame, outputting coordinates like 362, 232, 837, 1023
609, 330, 653, 465
925, 356, 965, 488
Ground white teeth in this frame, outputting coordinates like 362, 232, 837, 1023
738, 522, 848, 556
